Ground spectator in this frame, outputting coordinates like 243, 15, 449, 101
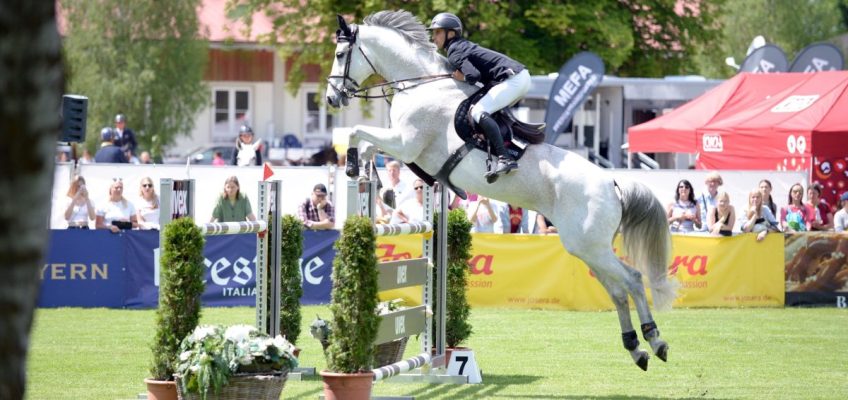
139, 151, 153, 164
232, 125, 263, 166
391, 179, 426, 224
95, 178, 137, 232
136, 177, 160, 230
807, 183, 832, 231
385, 160, 412, 206
697, 172, 723, 231
113, 113, 138, 156
535, 213, 557, 235
740, 189, 780, 241
463, 193, 499, 233
833, 192, 848, 232
64, 175, 95, 229
126, 148, 140, 164
780, 183, 812, 232
707, 191, 735, 237
667, 179, 701, 233
375, 187, 395, 224
79, 148, 94, 164
211, 176, 256, 223
212, 151, 226, 166
496, 202, 530, 234
94, 127, 127, 163
298, 183, 335, 229
759, 179, 778, 215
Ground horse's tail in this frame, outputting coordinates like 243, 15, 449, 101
618, 181, 678, 311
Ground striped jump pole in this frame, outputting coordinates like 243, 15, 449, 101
196, 220, 267, 235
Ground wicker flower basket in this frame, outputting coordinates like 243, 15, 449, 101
373, 336, 409, 368
175, 368, 289, 400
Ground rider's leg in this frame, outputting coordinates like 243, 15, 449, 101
470, 70, 531, 176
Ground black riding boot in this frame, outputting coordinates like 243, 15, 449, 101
478, 112, 518, 180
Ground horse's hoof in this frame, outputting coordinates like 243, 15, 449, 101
655, 343, 668, 362
485, 172, 500, 184
636, 353, 649, 371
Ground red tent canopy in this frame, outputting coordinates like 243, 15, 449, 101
696, 71, 848, 171
628, 73, 809, 153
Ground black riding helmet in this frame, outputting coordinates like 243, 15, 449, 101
427, 12, 463, 36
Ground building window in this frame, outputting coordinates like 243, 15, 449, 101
305, 92, 335, 137
213, 88, 251, 141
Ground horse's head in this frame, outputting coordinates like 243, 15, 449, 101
326, 15, 373, 108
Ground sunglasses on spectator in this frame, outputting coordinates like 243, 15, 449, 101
112, 177, 122, 182
142, 183, 153, 188
678, 185, 689, 189
414, 186, 424, 191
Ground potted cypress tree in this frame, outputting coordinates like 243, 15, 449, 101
433, 208, 474, 361
145, 217, 206, 400
320, 216, 380, 400
279, 215, 303, 353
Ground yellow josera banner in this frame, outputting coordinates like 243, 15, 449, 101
376, 233, 784, 310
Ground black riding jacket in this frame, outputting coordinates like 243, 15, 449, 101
444, 37, 525, 86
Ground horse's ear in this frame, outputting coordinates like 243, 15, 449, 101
337, 14, 351, 37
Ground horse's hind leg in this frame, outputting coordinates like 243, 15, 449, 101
613, 257, 669, 363
594, 274, 651, 371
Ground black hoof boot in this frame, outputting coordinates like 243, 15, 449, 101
345, 148, 359, 177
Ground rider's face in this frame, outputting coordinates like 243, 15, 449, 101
431, 29, 446, 50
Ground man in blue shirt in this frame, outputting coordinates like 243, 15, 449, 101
94, 127, 127, 163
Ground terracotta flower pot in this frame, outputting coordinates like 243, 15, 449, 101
319, 370, 374, 400
144, 378, 177, 400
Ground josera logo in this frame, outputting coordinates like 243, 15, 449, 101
668, 255, 708, 276
376, 244, 494, 275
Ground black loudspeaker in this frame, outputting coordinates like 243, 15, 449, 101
61, 94, 88, 142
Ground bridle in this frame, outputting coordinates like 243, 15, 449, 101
327, 23, 451, 104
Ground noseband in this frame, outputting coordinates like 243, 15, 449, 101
327, 24, 451, 103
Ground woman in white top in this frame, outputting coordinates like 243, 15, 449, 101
136, 177, 160, 230
64, 175, 95, 229
667, 179, 701, 233
464, 193, 498, 233
96, 178, 137, 233
834, 192, 848, 232
739, 189, 781, 241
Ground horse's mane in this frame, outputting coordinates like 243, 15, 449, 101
363, 10, 436, 51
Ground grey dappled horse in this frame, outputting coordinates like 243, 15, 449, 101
326, 10, 677, 370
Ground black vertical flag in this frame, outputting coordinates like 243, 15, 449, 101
544, 52, 605, 144
789, 43, 844, 72
738, 44, 789, 73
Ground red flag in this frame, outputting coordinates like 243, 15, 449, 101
262, 163, 274, 181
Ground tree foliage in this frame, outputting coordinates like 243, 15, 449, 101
229, 0, 722, 94
695, 0, 846, 78
279, 214, 304, 346
62, 0, 209, 158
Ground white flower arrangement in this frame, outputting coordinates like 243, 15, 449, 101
175, 324, 297, 400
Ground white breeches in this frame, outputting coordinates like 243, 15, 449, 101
470, 69, 531, 122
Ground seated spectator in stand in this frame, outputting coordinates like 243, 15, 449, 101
391, 179, 426, 224
496, 202, 530, 234
232, 125, 263, 166
79, 148, 94, 164
211, 176, 257, 223
385, 160, 412, 206
759, 179, 778, 216
780, 183, 813, 232
212, 151, 226, 166
707, 191, 735, 237
96, 178, 137, 232
697, 172, 723, 232
807, 183, 832, 231
740, 189, 781, 241
139, 151, 153, 164
535, 213, 557, 235
833, 192, 848, 232
667, 179, 701, 233
64, 175, 95, 229
136, 177, 160, 230
94, 127, 127, 163
462, 193, 499, 233
298, 183, 335, 230
375, 188, 395, 224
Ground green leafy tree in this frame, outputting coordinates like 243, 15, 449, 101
229, 0, 722, 94
61, 0, 209, 158
696, 0, 846, 78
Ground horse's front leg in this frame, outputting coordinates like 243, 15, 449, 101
346, 125, 423, 177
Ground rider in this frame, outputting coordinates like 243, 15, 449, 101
427, 12, 531, 180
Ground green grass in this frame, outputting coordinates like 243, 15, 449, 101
27, 307, 848, 399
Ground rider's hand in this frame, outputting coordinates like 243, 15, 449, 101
452, 70, 465, 81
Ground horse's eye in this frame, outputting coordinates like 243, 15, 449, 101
336, 51, 344, 59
